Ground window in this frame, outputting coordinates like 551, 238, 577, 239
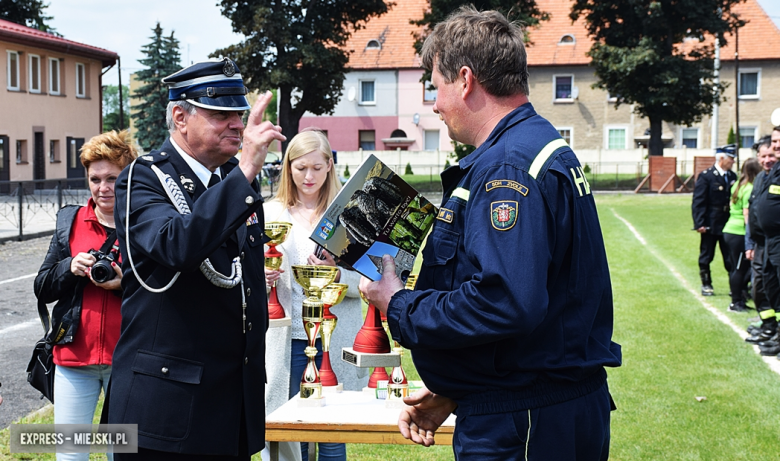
29, 54, 41, 93
76, 63, 86, 97
49, 139, 60, 162
559, 34, 575, 44
423, 80, 437, 103
359, 130, 375, 150
7, 51, 19, 90
554, 75, 573, 101
365, 39, 381, 50
16, 139, 27, 163
424, 130, 440, 151
681, 128, 698, 148
557, 128, 572, 146
738, 69, 760, 99
739, 127, 757, 148
605, 126, 627, 150
359, 80, 375, 104
48, 58, 60, 95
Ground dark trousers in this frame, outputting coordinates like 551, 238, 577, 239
752, 244, 774, 316
699, 232, 731, 273
762, 238, 780, 316
452, 383, 612, 461
724, 233, 750, 303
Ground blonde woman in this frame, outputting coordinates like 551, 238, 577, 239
263, 131, 367, 461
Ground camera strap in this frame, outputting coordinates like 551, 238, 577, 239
99, 229, 118, 254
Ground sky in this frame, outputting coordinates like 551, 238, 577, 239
46, 0, 780, 90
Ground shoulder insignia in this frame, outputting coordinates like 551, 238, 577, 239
485, 179, 529, 196
140, 155, 154, 162
437, 208, 454, 223
769, 185, 780, 195
570, 166, 591, 196
179, 174, 196, 194
491, 201, 517, 231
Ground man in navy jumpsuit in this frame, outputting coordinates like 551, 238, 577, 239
108, 59, 285, 460
360, 7, 621, 460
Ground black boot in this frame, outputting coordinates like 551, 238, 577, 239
700, 269, 714, 296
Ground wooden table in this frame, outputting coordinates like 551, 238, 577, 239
265, 390, 455, 460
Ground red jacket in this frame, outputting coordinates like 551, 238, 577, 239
42, 201, 122, 366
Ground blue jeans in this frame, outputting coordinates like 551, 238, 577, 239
290, 339, 346, 461
54, 364, 113, 461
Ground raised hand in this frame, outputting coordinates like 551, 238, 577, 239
359, 254, 404, 315
239, 90, 286, 181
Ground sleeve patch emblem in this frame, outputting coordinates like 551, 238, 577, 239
437, 208, 454, 223
485, 180, 529, 196
490, 201, 518, 231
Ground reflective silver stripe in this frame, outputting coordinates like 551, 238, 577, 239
451, 187, 470, 201
529, 138, 568, 179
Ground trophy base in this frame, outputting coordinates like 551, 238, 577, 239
341, 348, 401, 368
268, 317, 292, 328
322, 383, 343, 393
296, 394, 327, 407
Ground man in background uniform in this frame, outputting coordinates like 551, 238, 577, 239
745, 133, 778, 342
360, 7, 621, 460
108, 59, 285, 460
692, 145, 737, 296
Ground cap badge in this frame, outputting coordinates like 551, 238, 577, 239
223, 60, 236, 77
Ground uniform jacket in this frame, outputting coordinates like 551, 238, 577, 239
755, 162, 780, 239
387, 103, 622, 415
748, 170, 770, 246
692, 165, 737, 235
108, 139, 268, 456
34, 202, 122, 366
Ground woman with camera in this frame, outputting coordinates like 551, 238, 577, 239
34, 130, 137, 461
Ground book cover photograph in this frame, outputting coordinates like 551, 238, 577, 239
310, 155, 438, 282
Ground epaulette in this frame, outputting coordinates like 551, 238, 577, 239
137, 150, 173, 165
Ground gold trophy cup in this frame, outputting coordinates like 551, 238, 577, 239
319, 283, 349, 389
264, 222, 293, 319
292, 265, 340, 402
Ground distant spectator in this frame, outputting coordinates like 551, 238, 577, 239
722, 158, 761, 312
692, 145, 737, 296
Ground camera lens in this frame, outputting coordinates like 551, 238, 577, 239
91, 259, 115, 283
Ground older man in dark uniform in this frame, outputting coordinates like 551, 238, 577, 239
692, 145, 737, 297
108, 59, 285, 460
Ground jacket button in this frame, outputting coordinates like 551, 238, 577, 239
250, 235, 255, 242
241, 252, 245, 260
248, 322, 253, 330
246, 288, 251, 297
245, 196, 255, 205
161, 367, 169, 375
244, 357, 249, 365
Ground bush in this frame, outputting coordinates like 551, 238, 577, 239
444, 160, 451, 170
405, 162, 414, 175
727, 126, 736, 145
343, 165, 350, 178
583, 164, 591, 174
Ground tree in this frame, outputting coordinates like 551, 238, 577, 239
214, 0, 390, 151
571, 0, 745, 156
0, 0, 56, 33
412, 1, 550, 159
103, 84, 130, 132
132, 23, 182, 152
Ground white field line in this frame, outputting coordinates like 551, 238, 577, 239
612, 210, 780, 377
0, 273, 36, 285
0, 318, 39, 336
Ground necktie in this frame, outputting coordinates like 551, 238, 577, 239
208, 173, 221, 188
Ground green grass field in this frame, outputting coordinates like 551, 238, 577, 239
3, 193, 780, 460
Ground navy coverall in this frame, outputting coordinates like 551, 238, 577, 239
388, 103, 622, 460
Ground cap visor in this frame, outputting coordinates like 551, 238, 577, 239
188, 95, 251, 111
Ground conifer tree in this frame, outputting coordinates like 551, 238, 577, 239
132, 23, 182, 152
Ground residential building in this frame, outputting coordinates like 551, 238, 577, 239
1, 19, 117, 183
299, 0, 452, 152
303, 0, 780, 160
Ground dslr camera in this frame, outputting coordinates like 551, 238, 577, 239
88, 248, 118, 283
